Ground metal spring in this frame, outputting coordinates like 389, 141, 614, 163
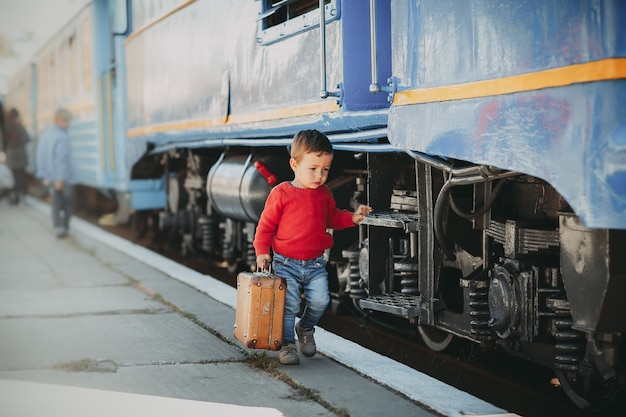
345, 249, 366, 299
198, 216, 219, 253
246, 240, 256, 270
395, 258, 418, 295
554, 308, 585, 372
469, 287, 491, 338
222, 235, 235, 260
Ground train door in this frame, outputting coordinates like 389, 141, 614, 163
92, 0, 120, 190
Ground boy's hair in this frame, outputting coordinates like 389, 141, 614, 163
290, 130, 333, 161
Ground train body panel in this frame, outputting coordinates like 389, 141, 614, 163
390, 82, 626, 230
387, 0, 626, 230
124, 0, 390, 148
390, 0, 625, 87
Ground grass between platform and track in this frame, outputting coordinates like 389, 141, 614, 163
246, 351, 350, 417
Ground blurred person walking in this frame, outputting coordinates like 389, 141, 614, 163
36, 108, 77, 238
3, 108, 31, 205
0, 101, 5, 150
0, 102, 15, 201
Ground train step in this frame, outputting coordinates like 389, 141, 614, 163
360, 211, 420, 232
359, 293, 421, 319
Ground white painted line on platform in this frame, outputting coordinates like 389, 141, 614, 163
0, 379, 284, 417
27, 197, 515, 417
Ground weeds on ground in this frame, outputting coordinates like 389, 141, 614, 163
246, 352, 350, 417
53, 358, 117, 373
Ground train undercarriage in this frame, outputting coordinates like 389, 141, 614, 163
135, 146, 625, 409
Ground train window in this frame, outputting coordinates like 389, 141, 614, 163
60, 41, 68, 99
257, 0, 339, 45
81, 16, 93, 94
69, 34, 78, 97
49, 54, 56, 108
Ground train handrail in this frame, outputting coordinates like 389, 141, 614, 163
112, 0, 132, 37
319, 0, 340, 99
368, 0, 394, 95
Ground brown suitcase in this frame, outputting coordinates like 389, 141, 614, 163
234, 269, 286, 351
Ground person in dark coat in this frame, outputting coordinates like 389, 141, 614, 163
0, 102, 12, 200
0, 101, 5, 149
3, 108, 31, 204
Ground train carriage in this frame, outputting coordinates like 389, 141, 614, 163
359, 0, 626, 407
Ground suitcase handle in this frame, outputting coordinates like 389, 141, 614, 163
257, 262, 272, 276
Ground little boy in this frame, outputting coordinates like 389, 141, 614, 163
254, 129, 372, 365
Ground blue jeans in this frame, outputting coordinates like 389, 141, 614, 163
51, 185, 74, 236
272, 253, 330, 345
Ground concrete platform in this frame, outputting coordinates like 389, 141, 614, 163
0, 197, 513, 417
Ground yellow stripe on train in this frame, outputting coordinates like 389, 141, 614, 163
393, 58, 626, 106
126, 100, 340, 138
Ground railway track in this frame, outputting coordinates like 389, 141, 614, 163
73, 206, 619, 417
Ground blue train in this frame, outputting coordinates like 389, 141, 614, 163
6, 0, 625, 408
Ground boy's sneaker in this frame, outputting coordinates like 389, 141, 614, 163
278, 343, 299, 365
295, 322, 316, 357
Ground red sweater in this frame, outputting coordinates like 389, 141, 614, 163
254, 182, 356, 260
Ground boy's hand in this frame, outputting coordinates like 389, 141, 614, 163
352, 205, 373, 224
256, 254, 272, 271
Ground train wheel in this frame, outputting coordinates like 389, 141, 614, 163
226, 260, 241, 274
555, 356, 623, 409
418, 325, 455, 351
555, 371, 592, 409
